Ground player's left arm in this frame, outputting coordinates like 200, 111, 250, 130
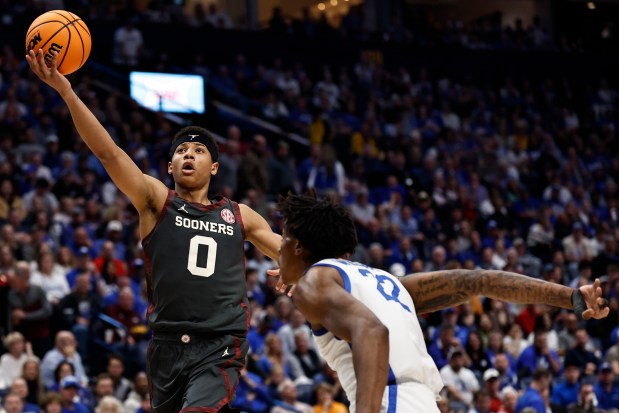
294, 266, 389, 413
402, 269, 609, 320
239, 204, 281, 261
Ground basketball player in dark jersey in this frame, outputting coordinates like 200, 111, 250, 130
27, 50, 282, 413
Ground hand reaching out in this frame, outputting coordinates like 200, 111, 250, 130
266, 268, 295, 297
577, 278, 610, 320
25, 49, 72, 96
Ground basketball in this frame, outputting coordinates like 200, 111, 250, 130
25, 10, 91, 75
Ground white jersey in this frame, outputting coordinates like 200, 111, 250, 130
310, 259, 443, 412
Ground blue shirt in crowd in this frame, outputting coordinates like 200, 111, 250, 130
550, 381, 579, 407
515, 387, 545, 413
516, 346, 560, 377
594, 382, 619, 411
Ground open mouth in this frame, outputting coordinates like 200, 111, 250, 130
182, 162, 195, 172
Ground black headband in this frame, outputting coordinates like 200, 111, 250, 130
169, 135, 219, 162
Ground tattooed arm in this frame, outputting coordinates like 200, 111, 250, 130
401, 269, 608, 319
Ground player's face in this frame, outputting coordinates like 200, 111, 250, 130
278, 228, 306, 285
168, 142, 218, 188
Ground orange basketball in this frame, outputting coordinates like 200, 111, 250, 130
25, 10, 91, 75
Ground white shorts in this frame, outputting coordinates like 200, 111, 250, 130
350, 382, 440, 413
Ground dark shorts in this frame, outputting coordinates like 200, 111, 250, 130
147, 332, 248, 413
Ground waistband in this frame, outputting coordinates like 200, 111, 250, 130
152, 331, 223, 344
391, 379, 442, 400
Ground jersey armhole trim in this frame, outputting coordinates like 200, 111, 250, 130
311, 263, 351, 293
232, 200, 245, 240
141, 188, 175, 246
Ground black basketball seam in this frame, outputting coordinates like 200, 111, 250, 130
48, 11, 72, 21
57, 23, 70, 71
26, 12, 90, 40
26, 11, 73, 46
25, 14, 67, 39
66, 17, 90, 70
60, 11, 90, 38
53, 12, 89, 71
68, 12, 91, 36
74, 20, 90, 36
26, 22, 68, 56
68, 19, 88, 68
26, 20, 66, 48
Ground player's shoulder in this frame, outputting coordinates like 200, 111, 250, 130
311, 258, 382, 277
234, 202, 253, 225
140, 176, 170, 213
301, 259, 359, 295
237, 202, 259, 218
311, 258, 355, 271
300, 263, 345, 290
295, 265, 347, 322
312, 257, 339, 265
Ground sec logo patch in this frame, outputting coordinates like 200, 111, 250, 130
221, 208, 236, 224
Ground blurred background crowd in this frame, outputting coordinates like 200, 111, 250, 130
0, 0, 619, 413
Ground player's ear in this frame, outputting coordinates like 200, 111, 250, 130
211, 161, 219, 176
167, 161, 172, 174
294, 241, 303, 254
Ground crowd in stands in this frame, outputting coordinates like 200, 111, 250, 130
0, 2, 619, 413
4, 0, 614, 55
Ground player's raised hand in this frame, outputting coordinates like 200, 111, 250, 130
267, 268, 295, 297
577, 278, 610, 320
26, 50, 72, 96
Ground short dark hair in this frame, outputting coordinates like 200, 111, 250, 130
531, 368, 551, 382
172, 126, 218, 159
96, 373, 113, 385
278, 191, 357, 263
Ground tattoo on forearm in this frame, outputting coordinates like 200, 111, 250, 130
412, 270, 573, 314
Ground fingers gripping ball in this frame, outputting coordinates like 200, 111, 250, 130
25, 10, 91, 75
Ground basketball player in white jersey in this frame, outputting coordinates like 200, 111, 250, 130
276, 192, 609, 413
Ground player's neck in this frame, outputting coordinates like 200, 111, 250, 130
175, 186, 212, 205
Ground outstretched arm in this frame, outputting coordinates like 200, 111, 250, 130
294, 267, 389, 413
402, 269, 609, 319
26, 50, 166, 217
240, 204, 281, 261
